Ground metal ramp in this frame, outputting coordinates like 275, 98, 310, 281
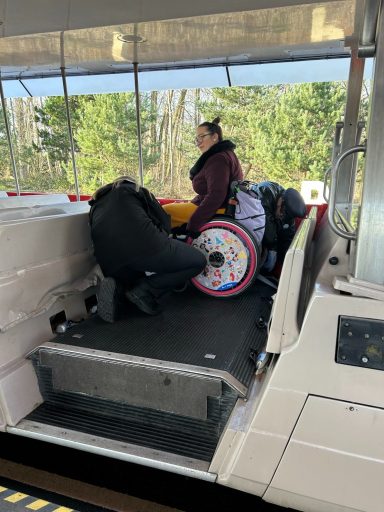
12, 285, 272, 476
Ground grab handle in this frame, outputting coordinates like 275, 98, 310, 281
323, 166, 332, 203
328, 145, 366, 240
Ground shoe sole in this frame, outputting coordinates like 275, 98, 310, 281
97, 277, 118, 323
125, 290, 161, 316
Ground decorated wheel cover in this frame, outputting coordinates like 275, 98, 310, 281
191, 227, 249, 291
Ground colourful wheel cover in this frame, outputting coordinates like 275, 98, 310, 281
190, 221, 257, 296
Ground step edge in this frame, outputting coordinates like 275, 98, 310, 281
31, 342, 248, 396
8, 420, 216, 482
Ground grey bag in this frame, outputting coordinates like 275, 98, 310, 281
234, 188, 265, 246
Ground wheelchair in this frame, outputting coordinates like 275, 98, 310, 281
187, 215, 261, 298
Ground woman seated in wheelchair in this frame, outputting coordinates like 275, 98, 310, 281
162, 118, 306, 277
163, 117, 243, 238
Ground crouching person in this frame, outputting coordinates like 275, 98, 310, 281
89, 177, 207, 321
256, 181, 307, 273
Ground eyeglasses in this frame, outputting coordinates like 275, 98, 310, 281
194, 132, 212, 145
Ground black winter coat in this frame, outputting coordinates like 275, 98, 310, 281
256, 181, 296, 261
89, 182, 171, 275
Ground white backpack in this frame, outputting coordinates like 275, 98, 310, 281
231, 182, 266, 246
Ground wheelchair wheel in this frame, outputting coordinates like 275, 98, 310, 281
189, 218, 260, 298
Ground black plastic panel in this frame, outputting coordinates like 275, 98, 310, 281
336, 315, 384, 370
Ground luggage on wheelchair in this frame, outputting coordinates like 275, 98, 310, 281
227, 181, 266, 246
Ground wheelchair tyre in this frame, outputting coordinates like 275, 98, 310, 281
189, 218, 260, 298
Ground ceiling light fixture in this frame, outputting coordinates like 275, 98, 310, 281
117, 34, 147, 44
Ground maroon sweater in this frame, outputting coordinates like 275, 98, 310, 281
187, 150, 243, 232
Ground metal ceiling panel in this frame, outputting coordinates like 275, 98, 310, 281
3, 0, 69, 37
0, 1, 360, 79
0, 0, 340, 38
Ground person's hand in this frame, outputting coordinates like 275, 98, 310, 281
171, 223, 188, 236
172, 223, 201, 240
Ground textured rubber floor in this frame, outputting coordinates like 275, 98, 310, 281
52, 284, 273, 388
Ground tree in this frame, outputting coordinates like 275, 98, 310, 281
0, 105, 13, 188
34, 96, 80, 164
1, 78, 368, 197
74, 93, 157, 193
197, 83, 348, 188
198, 86, 280, 180
33, 95, 83, 190
246, 82, 347, 187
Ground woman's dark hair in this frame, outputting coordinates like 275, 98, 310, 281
198, 116, 223, 141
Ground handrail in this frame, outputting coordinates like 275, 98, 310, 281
133, 62, 144, 187
358, 0, 381, 57
324, 121, 344, 204
323, 166, 332, 203
334, 207, 355, 234
324, 121, 365, 204
328, 145, 366, 240
61, 65, 80, 201
331, 121, 344, 163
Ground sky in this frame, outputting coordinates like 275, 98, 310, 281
2, 58, 374, 98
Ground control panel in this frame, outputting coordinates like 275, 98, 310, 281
336, 315, 384, 370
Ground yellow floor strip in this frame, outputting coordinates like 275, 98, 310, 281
0, 486, 7, 493
52, 508, 73, 512
26, 499, 51, 510
5, 491, 29, 502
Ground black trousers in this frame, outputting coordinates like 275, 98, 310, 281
112, 238, 207, 298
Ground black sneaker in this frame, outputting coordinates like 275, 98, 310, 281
173, 281, 189, 293
125, 289, 162, 316
97, 277, 118, 323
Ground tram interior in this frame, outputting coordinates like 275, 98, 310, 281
0, 190, 321, 470
1, 2, 384, 512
